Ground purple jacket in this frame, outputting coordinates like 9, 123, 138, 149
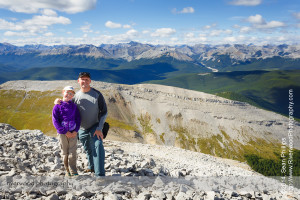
52, 100, 81, 134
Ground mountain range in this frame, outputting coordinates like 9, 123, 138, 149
1, 42, 300, 74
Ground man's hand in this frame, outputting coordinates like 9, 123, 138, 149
94, 130, 103, 141
54, 98, 62, 105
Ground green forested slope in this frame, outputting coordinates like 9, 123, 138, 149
149, 70, 300, 119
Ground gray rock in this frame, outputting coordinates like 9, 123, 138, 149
65, 193, 77, 200
56, 189, 68, 196
5, 141, 13, 147
175, 191, 189, 200
151, 191, 165, 199
104, 192, 120, 200
231, 191, 239, 197
46, 194, 59, 200
28, 192, 37, 199
137, 192, 151, 200
206, 191, 216, 200
8, 168, 16, 176
170, 170, 181, 178
0, 162, 10, 171
75, 191, 88, 197
113, 149, 124, 154
243, 192, 252, 198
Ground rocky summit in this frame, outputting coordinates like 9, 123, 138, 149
0, 123, 299, 200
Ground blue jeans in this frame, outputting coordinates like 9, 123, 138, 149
78, 124, 105, 176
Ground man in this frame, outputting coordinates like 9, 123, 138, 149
74, 72, 108, 177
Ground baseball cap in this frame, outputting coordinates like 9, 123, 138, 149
63, 86, 75, 93
78, 72, 91, 78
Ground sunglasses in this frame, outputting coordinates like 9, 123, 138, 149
65, 91, 74, 96
78, 72, 91, 78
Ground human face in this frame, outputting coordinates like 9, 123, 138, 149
78, 76, 91, 91
62, 90, 74, 101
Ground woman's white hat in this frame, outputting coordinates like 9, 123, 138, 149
63, 86, 75, 92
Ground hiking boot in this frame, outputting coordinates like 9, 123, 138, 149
84, 168, 94, 173
65, 171, 72, 177
72, 173, 79, 177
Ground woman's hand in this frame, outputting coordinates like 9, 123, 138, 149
66, 131, 76, 138
54, 98, 62, 105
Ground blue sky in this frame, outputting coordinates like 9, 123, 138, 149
0, 0, 300, 46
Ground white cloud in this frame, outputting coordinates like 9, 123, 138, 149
180, 7, 195, 14
123, 24, 132, 29
223, 36, 237, 42
151, 28, 176, 37
0, 19, 22, 31
240, 26, 252, 33
293, 12, 300, 20
105, 21, 133, 29
245, 14, 285, 30
126, 29, 138, 36
4, 31, 36, 37
223, 35, 247, 43
80, 23, 93, 33
185, 32, 195, 38
41, 9, 57, 16
19, 15, 71, 34
172, 7, 195, 14
233, 24, 252, 33
184, 33, 207, 44
229, 0, 262, 6
258, 21, 285, 29
44, 32, 54, 36
0, 14, 71, 36
102, 29, 138, 43
9, 17, 18, 21
210, 29, 233, 36
105, 21, 122, 29
142, 30, 150, 34
23, 15, 71, 27
0, 0, 97, 14
203, 23, 217, 30
247, 14, 265, 24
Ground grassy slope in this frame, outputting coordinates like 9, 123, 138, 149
0, 90, 61, 136
148, 70, 300, 119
